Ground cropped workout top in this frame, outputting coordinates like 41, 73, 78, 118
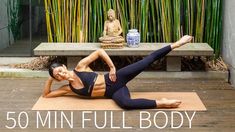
69, 69, 98, 96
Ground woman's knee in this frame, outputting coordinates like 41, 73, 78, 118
118, 100, 134, 109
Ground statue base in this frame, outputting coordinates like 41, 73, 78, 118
100, 43, 124, 49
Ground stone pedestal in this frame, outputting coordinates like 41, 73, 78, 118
166, 56, 181, 71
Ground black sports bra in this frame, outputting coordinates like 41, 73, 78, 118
69, 69, 98, 96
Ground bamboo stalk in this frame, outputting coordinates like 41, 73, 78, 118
130, 0, 135, 28
77, 0, 81, 42
173, 0, 181, 41
44, 0, 53, 42
43, 0, 223, 58
117, 0, 127, 38
84, 0, 89, 42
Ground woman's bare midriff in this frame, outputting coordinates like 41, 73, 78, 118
91, 74, 106, 97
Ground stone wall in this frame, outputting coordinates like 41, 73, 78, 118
222, 0, 235, 87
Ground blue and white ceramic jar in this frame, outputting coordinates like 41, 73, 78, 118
126, 29, 140, 48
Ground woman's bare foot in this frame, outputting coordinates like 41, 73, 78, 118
156, 98, 182, 108
171, 35, 193, 49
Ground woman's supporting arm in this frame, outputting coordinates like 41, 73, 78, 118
42, 77, 70, 98
42, 77, 54, 97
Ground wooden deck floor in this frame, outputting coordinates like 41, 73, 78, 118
0, 77, 234, 131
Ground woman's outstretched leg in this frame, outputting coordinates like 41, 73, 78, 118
104, 35, 193, 98
115, 35, 193, 85
112, 86, 182, 110
115, 45, 171, 85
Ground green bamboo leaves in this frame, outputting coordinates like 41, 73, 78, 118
44, 0, 82, 42
173, 0, 181, 41
7, 0, 21, 41
204, 0, 223, 58
195, 0, 205, 42
44, 0, 222, 57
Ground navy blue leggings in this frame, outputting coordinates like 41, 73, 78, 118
104, 45, 172, 109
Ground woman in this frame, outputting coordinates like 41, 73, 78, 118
43, 35, 193, 110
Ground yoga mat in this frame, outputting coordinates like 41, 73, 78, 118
32, 92, 206, 111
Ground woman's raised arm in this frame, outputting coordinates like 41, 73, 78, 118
76, 49, 115, 70
76, 49, 116, 82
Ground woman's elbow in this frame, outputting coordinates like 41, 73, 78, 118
97, 48, 105, 53
98, 48, 107, 55
43, 94, 55, 98
42, 94, 49, 98
42, 93, 54, 98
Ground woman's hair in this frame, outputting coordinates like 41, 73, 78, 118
48, 62, 63, 79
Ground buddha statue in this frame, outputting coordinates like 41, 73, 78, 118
99, 9, 125, 48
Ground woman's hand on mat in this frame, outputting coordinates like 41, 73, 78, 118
109, 68, 117, 82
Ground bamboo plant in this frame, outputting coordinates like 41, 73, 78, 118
44, 0, 223, 58
7, 0, 21, 41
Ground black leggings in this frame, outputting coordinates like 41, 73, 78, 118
104, 45, 172, 109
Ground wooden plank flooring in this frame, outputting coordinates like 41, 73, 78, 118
0, 78, 234, 131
